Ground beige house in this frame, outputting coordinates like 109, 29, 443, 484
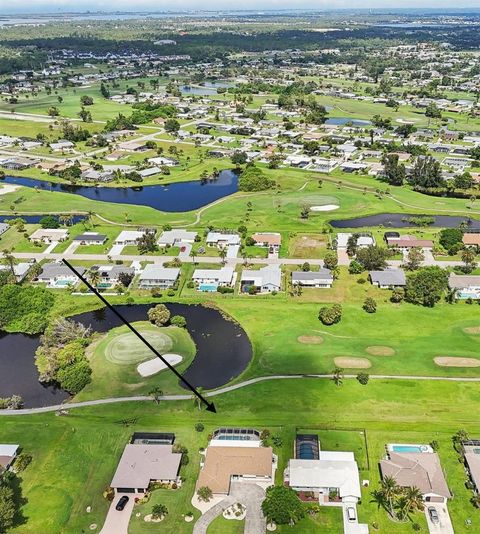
29, 228, 69, 243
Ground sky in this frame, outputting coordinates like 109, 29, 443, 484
0, 1, 479, 15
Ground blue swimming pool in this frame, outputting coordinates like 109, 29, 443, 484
457, 291, 480, 300
199, 283, 218, 292
391, 445, 429, 453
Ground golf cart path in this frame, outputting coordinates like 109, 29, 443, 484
3, 373, 480, 415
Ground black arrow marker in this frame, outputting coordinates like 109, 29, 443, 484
62, 259, 216, 413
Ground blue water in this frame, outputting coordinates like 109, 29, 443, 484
326, 117, 371, 127
392, 445, 425, 453
1, 169, 239, 213
457, 291, 480, 300
181, 82, 233, 96
199, 283, 218, 292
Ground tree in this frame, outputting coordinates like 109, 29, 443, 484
136, 232, 157, 254
196, 486, 213, 502
454, 172, 474, 190
425, 102, 442, 122
409, 156, 444, 188
301, 262, 310, 272
404, 247, 424, 271
47, 106, 60, 117
318, 304, 342, 325
231, 150, 248, 167
348, 260, 364, 274
390, 287, 405, 303
118, 271, 133, 288
195, 423, 204, 432
405, 267, 449, 307
379, 475, 401, 517
346, 234, 359, 257
164, 118, 180, 133
332, 367, 344, 387
89, 270, 100, 288
261, 486, 305, 526
148, 386, 163, 404
80, 95, 94, 106
171, 315, 186, 328
382, 154, 406, 186
356, 372, 370, 385
461, 247, 477, 274
151, 503, 168, 519
147, 304, 171, 326
100, 83, 110, 99
356, 246, 389, 271
397, 486, 424, 520
238, 166, 275, 191
323, 252, 338, 271
56, 360, 92, 394
439, 228, 464, 252
39, 215, 59, 229
363, 297, 377, 313
0, 483, 16, 531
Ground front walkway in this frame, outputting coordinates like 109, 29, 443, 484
192, 482, 266, 534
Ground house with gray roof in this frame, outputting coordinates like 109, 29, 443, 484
73, 232, 107, 245
292, 269, 333, 288
157, 229, 197, 247
241, 265, 282, 294
37, 263, 85, 287
0, 223, 9, 236
448, 273, 480, 299
138, 265, 180, 289
369, 269, 406, 289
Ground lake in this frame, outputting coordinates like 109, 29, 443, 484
331, 213, 480, 229
2, 169, 239, 213
325, 117, 371, 127
0, 303, 252, 408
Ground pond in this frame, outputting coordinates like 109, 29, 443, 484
325, 117, 371, 127
1, 169, 239, 213
331, 213, 480, 229
0, 303, 252, 408
181, 81, 233, 96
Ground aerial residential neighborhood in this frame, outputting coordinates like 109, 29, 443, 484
1, 4, 480, 534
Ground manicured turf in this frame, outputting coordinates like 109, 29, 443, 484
3, 378, 480, 533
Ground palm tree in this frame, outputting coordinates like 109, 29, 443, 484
148, 386, 163, 405
89, 270, 100, 288
380, 475, 401, 517
2, 248, 16, 278
192, 387, 204, 410
332, 367, 344, 387
398, 486, 424, 520
189, 250, 196, 265
219, 248, 227, 265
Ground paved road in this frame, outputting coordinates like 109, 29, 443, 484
3, 373, 480, 416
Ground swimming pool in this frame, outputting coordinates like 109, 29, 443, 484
388, 444, 432, 454
457, 291, 480, 300
199, 283, 218, 292
51, 279, 71, 288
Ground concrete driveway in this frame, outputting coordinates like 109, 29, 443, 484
192, 482, 266, 534
108, 244, 125, 256
425, 503, 454, 534
342, 503, 369, 534
99, 493, 135, 534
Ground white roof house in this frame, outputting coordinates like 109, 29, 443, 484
241, 265, 282, 293
114, 230, 148, 245
193, 267, 235, 286
158, 229, 197, 246
0, 262, 31, 282
138, 265, 180, 288
206, 232, 241, 248
292, 269, 333, 288
286, 451, 362, 503
29, 228, 69, 243
148, 156, 179, 167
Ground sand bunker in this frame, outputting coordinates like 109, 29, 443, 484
310, 204, 339, 212
334, 357, 371, 369
0, 184, 19, 195
137, 353, 183, 377
297, 335, 324, 344
434, 357, 480, 368
366, 346, 395, 356
463, 326, 480, 335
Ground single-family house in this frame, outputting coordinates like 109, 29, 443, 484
463, 233, 480, 247
240, 265, 282, 294
157, 229, 198, 247
448, 273, 480, 299
369, 269, 406, 289
138, 265, 180, 289
292, 269, 333, 288
462, 440, 480, 493
192, 267, 235, 291
37, 263, 85, 287
206, 232, 241, 249
380, 447, 451, 503
0, 262, 31, 282
115, 230, 152, 246
73, 232, 107, 245
386, 235, 433, 250
196, 428, 275, 496
110, 432, 181, 494
29, 228, 69, 244
285, 453, 362, 504
251, 233, 281, 254
91, 265, 135, 288
49, 140, 74, 152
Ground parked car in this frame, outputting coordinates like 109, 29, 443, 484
346, 506, 356, 522
428, 507, 439, 524
115, 495, 129, 511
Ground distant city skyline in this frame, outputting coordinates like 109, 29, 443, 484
1, 1, 479, 15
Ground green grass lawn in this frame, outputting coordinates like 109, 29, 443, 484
3, 378, 480, 533
207, 515, 245, 533
75, 321, 196, 401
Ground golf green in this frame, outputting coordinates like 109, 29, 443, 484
105, 330, 173, 365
